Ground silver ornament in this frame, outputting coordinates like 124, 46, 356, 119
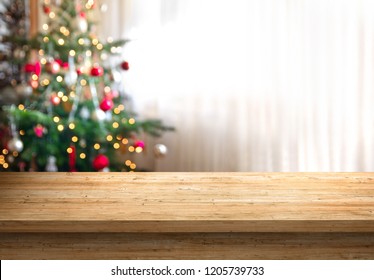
79, 107, 90, 120
64, 70, 78, 87
91, 109, 107, 121
154, 144, 168, 158
8, 138, 24, 152
45, 156, 58, 172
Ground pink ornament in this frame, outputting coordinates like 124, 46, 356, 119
99, 98, 114, 111
34, 125, 44, 138
50, 94, 61, 106
134, 140, 145, 149
93, 154, 109, 171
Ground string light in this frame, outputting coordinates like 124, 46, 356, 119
92, 38, 99, 45
32, 74, 38, 81
18, 104, 25, 110
38, 49, 44, 56
128, 146, 135, 152
13, 152, 18, 157
57, 124, 64, 131
42, 79, 50, 86
125, 160, 131, 166
69, 123, 75, 130
40, 58, 47, 64
113, 143, 120, 149
96, 43, 103, 50
118, 104, 125, 111
57, 91, 64, 98
78, 38, 85, 45
69, 50, 76, 56
49, 12, 56, 18
72, 136, 78, 142
19, 130, 25, 136
3, 163, 9, 169
94, 143, 100, 150
2, 149, 8, 155
106, 135, 113, 141
43, 37, 49, 43
58, 38, 65, 45
67, 147, 73, 154
80, 153, 86, 159
122, 138, 129, 145
112, 122, 119, 128
130, 163, 136, 170
113, 108, 120, 114
42, 24, 49, 30
80, 79, 87, 86
128, 118, 136, 125
135, 147, 143, 153
62, 96, 69, 102
53, 116, 60, 123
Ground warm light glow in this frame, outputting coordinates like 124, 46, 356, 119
122, 138, 129, 145
128, 146, 135, 152
86, 50, 92, 57
19, 130, 25, 136
78, 38, 85, 45
18, 104, 25, 110
3, 163, 9, 169
57, 125, 64, 131
112, 122, 119, 128
56, 76, 63, 82
104, 86, 111, 93
62, 96, 69, 102
118, 104, 125, 111
0, 155, 4, 160
41, 58, 47, 64
42, 79, 50, 86
80, 79, 87, 86
57, 91, 64, 98
107, 37, 113, 43
13, 151, 18, 157
58, 38, 65, 45
135, 147, 143, 153
43, 37, 49, 43
32, 74, 38, 81
67, 147, 73, 154
38, 49, 44, 56
42, 24, 49, 30
106, 135, 113, 141
129, 118, 136, 125
53, 116, 60, 123
72, 136, 78, 142
125, 160, 131, 166
113, 143, 120, 149
80, 153, 86, 159
69, 50, 76, 56
116, 135, 122, 140
94, 143, 101, 150
69, 91, 76, 97
2, 149, 8, 155
130, 163, 136, 170
69, 123, 75, 130
96, 43, 103, 50
114, 108, 120, 114
92, 38, 99, 45
49, 12, 56, 18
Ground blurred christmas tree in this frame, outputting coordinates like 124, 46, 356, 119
0, 0, 173, 172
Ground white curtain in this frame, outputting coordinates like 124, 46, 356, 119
100, 0, 374, 172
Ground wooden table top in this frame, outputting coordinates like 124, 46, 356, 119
1, 172, 374, 233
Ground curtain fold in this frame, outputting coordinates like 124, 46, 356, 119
100, 0, 374, 171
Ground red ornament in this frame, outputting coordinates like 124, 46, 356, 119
90, 65, 104, 77
99, 98, 114, 111
93, 154, 109, 171
80, 12, 86, 18
69, 145, 77, 172
24, 63, 35, 73
134, 140, 145, 149
50, 94, 61, 106
43, 5, 51, 14
45, 61, 61, 74
34, 62, 41, 76
121, 61, 130, 71
34, 125, 44, 138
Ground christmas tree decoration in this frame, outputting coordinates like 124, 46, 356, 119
154, 144, 168, 158
7, 137, 23, 152
0, 0, 174, 172
121, 61, 130, 71
99, 97, 114, 112
90, 65, 104, 77
45, 156, 58, 172
93, 154, 109, 170
33, 124, 44, 138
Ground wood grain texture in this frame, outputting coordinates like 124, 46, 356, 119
1, 173, 374, 232
1, 232, 374, 260
1, 172, 374, 259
